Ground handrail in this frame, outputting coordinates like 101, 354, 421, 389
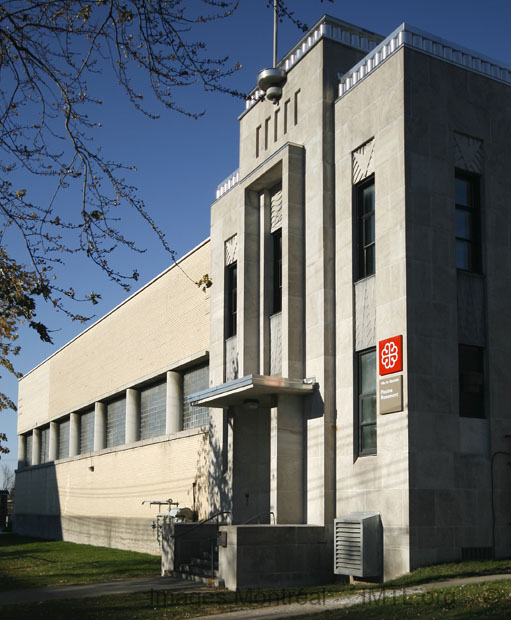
240, 511, 276, 525
171, 511, 231, 539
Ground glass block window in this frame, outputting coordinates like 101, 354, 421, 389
183, 365, 210, 430
80, 409, 95, 453
40, 426, 50, 464
26, 433, 33, 467
106, 397, 126, 448
58, 418, 70, 459
140, 381, 166, 440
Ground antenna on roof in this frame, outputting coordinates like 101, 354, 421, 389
257, 0, 286, 105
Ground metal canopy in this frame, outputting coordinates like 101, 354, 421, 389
188, 374, 315, 409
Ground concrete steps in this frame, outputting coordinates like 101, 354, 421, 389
173, 551, 224, 588
170, 570, 225, 588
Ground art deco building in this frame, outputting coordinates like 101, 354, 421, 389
15, 15, 511, 589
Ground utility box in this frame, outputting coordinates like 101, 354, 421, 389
334, 512, 382, 578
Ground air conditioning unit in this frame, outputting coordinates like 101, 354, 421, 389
334, 512, 382, 578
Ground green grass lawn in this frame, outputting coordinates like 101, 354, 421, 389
386, 558, 511, 587
1, 533, 511, 620
0, 533, 160, 591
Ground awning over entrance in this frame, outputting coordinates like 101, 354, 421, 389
188, 374, 315, 409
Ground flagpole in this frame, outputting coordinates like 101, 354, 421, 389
273, 0, 278, 68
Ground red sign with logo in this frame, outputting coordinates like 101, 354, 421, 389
379, 335, 403, 376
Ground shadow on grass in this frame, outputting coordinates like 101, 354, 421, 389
0, 533, 160, 592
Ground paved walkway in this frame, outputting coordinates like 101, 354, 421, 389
1, 572, 511, 619
0, 575, 208, 606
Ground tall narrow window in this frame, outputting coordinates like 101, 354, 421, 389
225, 262, 237, 338
294, 89, 300, 126
459, 345, 485, 418
265, 117, 270, 150
272, 229, 282, 314
455, 172, 481, 272
356, 177, 375, 280
284, 99, 290, 134
256, 125, 261, 158
358, 348, 376, 456
274, 109, 279, 142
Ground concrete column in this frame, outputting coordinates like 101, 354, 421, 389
18, 434, 27, 469
270, 395, 304, 524
94, 402, 106, 451
49, 422, 58, 461
126, 388, 140, 444
32, 428, 41, 466
69, 413, 80, 457
166, 371, 182, 434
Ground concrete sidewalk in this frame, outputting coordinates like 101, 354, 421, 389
0, 575, 208, 606
1, 572, 511, 619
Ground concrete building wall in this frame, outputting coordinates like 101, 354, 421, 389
15, 430, 209, 553
404, 48, 511, 567
18, 240, 210, 434
335, 49, 409, 580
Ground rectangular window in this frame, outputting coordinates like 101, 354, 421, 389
294, 89, 300, 126
265, 117, 270, 150
225, 262, 237, 339
459, 345, 485, 418
182, 365, 210, 430
356, 177, 375, 280
140, 381, 166, 440
455, 172, 481, 272
272, 228, 282, 314
80, 409, 95, 453
256, 125, 261, 158
358, 349, 377, 456
274, 109, 279, 142
39, 426, 50, 464
106, 397, 126, 448
284, 99, 290, 134
58, 418, 69, 460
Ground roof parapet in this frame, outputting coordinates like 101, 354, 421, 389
338, 22, 511, 99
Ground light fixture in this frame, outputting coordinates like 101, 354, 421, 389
243, 399, 259, 411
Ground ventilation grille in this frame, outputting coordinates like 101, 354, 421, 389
335, 520, 362, 574
334, 512, 382, 578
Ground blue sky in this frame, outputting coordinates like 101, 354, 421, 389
1, 0, 510, 469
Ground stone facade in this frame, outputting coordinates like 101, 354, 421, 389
16, 15, 511, 586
